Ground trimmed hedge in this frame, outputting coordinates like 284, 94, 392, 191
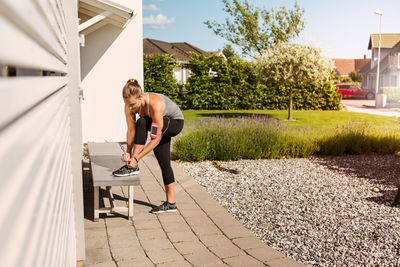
381, 87, 400, 103
143, 53, 342, 111
143, 54, 182, 106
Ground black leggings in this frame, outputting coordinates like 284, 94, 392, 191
134, 116, 184, 185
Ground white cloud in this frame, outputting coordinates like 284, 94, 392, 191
143, 14, 175, 29
143, 4, 160, 11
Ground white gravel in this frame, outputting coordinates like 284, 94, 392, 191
178, 155, 400, 266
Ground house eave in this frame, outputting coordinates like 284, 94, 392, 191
78, 0, 134, 35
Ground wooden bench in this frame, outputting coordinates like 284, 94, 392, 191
87, 142, 140, 221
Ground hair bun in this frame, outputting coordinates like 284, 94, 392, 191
127, 78, 137, 84
123, 78, 142, 98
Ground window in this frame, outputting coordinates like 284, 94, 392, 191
350, 85, 359, 90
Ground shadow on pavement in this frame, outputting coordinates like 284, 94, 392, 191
82, 160, 157, 221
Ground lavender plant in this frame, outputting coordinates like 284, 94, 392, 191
173, 117, 400, 162
172, 115, 318, 161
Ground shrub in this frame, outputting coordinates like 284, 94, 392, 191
318, 121, 400, 156
183, 52, 341, 111
349, 71, 362, 82
380, 87, 400, 103
184, 53, 257, 110
143, 54, 182, 106
173, 118, 400, 162
259, 81, 342, 110
172, 116, 318, 161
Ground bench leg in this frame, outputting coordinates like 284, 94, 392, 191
128, 186, 134, 221
106, 186, 115, 209
94, 186, 100, 222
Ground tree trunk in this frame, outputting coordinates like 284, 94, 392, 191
288, 87, 293, 120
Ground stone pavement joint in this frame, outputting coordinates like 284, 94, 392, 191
83, 152, 306, 267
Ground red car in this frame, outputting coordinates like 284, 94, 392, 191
335, 83, 375, 100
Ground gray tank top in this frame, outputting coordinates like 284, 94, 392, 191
147, 93, 184, 120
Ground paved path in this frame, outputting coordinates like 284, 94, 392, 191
342, 99, 400, 117
82, 153, 305, 267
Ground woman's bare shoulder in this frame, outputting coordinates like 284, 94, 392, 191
148, 93, 165, 114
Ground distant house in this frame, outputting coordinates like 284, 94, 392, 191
359, 33, 400, 90
143, 38, 218, 85
333, 56, 370, 77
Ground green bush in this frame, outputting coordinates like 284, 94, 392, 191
257, 80, 342, 110
183, 53, 341, 111
173, 118, 400, 162
144, 52, 341, 111
184, 53, 257, 110
143, 54, 182, 106
318, 121, 400, 156
381, 87, 400, 103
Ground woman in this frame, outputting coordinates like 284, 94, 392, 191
112, 79, 184, 213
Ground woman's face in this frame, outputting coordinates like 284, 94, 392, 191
124, 95, 142, 113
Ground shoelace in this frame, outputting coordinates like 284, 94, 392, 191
116, 165, 129, 171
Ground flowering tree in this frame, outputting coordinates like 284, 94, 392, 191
255, 43, 335, 120
205, 0, 305, 57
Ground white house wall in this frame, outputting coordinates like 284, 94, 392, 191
0, 0, 82, 266
371, 48, 391, 69
80, 0, 143, 142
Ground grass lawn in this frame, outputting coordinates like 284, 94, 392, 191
182, 109, 400, 131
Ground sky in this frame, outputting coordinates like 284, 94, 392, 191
142, 0, 400, 59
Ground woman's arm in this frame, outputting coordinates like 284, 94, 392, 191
125, 105, 136, 155
133, 98, 164, 162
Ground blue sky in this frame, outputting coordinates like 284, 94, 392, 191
143, 0, 400, 59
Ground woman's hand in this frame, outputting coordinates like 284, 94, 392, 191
121, 152, 130, 163
127, 157, 138, 168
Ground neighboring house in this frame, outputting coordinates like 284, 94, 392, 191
0, 0, 142, 266
143, 38, 218, 85
360, 33, 400, 90
333, 56, 370, 77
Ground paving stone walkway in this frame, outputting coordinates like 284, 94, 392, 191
83, 153, 305, 267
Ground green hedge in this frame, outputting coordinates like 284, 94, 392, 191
381, 87, 400, 103
183, 53, 257, 109
143, 54, 182, 106
143, 53, 341, 110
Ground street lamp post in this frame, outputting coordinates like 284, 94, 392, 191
374, 10, 384, 107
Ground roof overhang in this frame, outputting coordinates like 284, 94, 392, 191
78, 0, 134, 35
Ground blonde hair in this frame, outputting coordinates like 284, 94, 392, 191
123, 78, 142, 98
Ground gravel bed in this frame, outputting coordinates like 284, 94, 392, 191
178, 155, 400, 266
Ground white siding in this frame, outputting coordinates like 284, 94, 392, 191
0, 0, 80, 266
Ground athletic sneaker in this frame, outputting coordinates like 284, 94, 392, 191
112, 165, 140, 177
151, 201, 177, 214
